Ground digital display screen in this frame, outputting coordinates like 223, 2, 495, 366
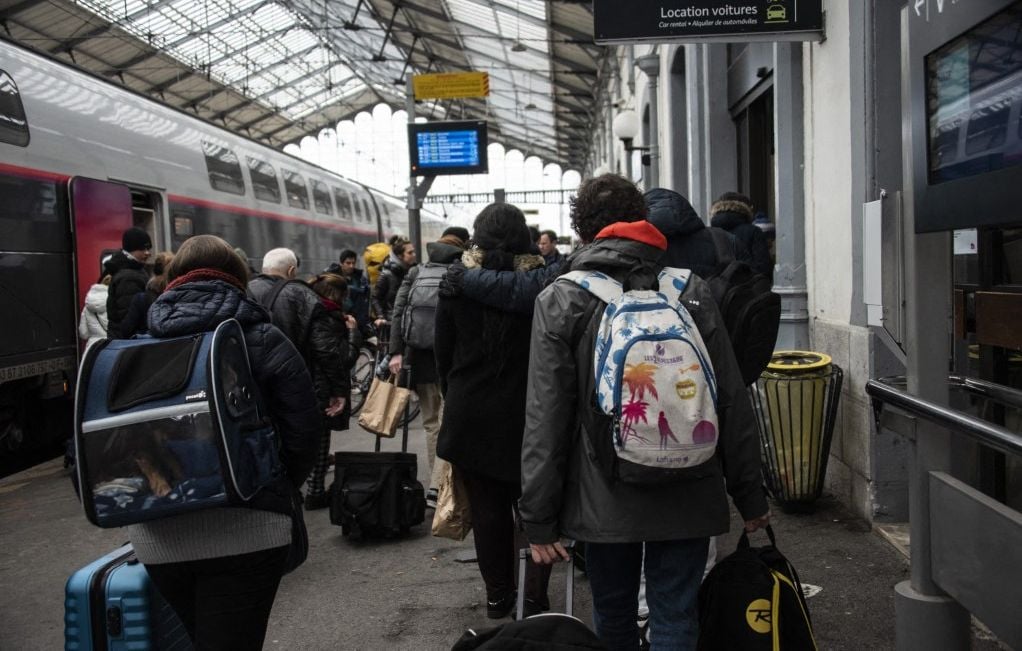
409, 121, 488, 176
927, 4, 1022, 184
416, 130, 480, 169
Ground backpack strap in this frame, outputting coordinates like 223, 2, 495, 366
709, 227, 736, 266
560, 270, 624, 305
656, 267, 693, 304
260, 278, 293, 313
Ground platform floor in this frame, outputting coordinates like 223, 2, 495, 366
0, 417, 1005, 650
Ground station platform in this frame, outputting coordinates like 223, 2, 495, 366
0, 418, 1006, 650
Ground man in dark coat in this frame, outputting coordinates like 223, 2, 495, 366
371, 239, 416, 325
538, 230, 566, 268
710, 191, 774, 281
325, 249, 372, 335
644, 188, 747, 279
521, 174, 769, 650
247, 247, 322, 361
388, 233, 467, 506
104, 227, 152, 338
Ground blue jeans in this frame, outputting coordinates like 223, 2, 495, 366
586, 538, 709, 651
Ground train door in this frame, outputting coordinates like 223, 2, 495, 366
69, 177, 132, 309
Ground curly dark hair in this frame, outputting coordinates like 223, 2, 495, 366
569, 174, 647, 243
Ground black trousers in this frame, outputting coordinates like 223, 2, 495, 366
460, 468, 551, 606
144, 545, 289, 650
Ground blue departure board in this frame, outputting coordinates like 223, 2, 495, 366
408, 120, 488, 176
416, 130, 480, 168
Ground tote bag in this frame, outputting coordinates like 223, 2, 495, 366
431, 464, 472, 541
357, 376, 411, 438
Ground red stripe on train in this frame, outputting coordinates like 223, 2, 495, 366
0, 162, 379, 238
167, 194, 379, 236
0, 162, 71, 183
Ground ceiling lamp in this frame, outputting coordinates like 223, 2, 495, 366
511, 41, 527, 52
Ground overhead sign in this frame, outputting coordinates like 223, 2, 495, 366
593, 0, 824, 44
412, 72, 490, 100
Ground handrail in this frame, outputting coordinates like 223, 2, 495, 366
948, 375, 1022, 411
866, 379, 1022, 458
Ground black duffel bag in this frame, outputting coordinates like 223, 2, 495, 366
329, 451, 425, 539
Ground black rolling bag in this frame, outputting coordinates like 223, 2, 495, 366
453, 544, 607, 650
329, 397, 425, 539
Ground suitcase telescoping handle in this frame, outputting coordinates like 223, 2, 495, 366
516, 541, 575, 620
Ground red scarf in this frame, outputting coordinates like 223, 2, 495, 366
320, 297, 341, 311
165, 268, 247, 293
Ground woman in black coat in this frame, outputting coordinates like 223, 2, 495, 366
132, 235, 320, 650
434, 203, 551, 619
304, 272, 362, 510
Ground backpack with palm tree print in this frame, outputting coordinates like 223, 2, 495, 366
562, 267, 719, 485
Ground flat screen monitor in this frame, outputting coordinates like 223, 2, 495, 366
408, 121, 488, 176
926, 6, 1022, 185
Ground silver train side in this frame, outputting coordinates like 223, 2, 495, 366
0, 39, 449, 467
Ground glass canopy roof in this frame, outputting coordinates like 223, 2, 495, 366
33, 0, 603, 167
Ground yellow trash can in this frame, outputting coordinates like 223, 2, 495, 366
749, 351, 844, 512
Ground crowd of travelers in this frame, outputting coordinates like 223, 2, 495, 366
80, 176, 776, 650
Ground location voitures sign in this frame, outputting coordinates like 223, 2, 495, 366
593, 0, 824, 44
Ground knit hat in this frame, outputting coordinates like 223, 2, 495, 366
122, 227, 152, 252
709, 192, 754, 221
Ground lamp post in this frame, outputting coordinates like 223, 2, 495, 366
612, 109, 640, 181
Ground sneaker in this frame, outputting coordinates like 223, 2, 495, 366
304, 492, 330, 511
426, 487, 438, 509
486, 592, 516, 619
637, 614, 651, 650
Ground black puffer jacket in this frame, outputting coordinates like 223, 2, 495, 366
308, 299, 362, 430
645, 188, 743, 279
147, 279, 321, 510
104, 251, 149, 338
247, 274, 323, 361
389, 240, 464, 386
519, 222, 768, 544
372, 255, 410, 321
711, 210, 774, 280
435, 251, 545, 484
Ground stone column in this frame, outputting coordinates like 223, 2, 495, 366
635, 54, 661, 190
772, 42, 810, 350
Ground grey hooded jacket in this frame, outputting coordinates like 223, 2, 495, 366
519, 231, 768, 545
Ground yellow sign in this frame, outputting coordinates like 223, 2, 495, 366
412, 72, 490, 100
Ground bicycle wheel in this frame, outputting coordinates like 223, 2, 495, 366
349, 348, 375, 415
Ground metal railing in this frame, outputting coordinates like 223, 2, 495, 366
867, 378, 1022, 457
866, 376, 1022, 649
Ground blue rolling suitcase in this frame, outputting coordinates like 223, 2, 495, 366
65, 544, 192, 650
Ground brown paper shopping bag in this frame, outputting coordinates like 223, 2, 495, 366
357, 376, 411, 438
431, 464, 472, 541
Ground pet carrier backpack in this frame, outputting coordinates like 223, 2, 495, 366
74, 319, 282, 528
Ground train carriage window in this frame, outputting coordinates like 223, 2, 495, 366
282, 170, 310, 210
247, 157, 281, 204
311, 180, 333, 216
201, 141, 245, 196
333, 187, 353, 220
0, 70, 29, 147
965, 104, 1010, 155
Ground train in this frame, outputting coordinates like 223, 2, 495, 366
0, 38, 452, 470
